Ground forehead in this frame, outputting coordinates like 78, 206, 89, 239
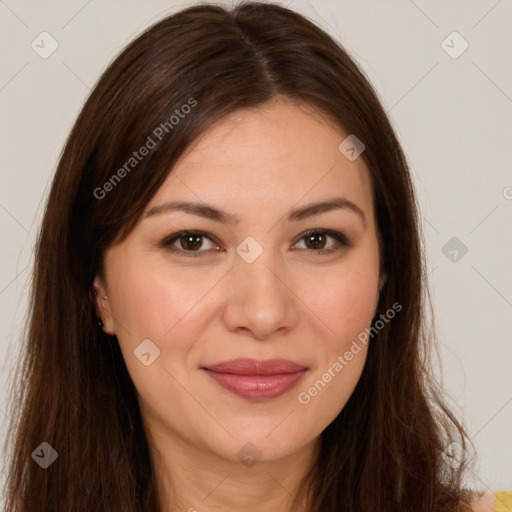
148, 98, 374, 220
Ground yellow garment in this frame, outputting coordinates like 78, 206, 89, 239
495, 491, 512, 512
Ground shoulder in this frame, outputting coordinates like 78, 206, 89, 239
470, 492, 494, 512
469, 491, 512, 512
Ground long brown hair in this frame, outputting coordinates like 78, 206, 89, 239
3, 2, 474, 510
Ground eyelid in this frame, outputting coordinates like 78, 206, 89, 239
161, 228, 350, 256
293, 228, 350, 249
161, 230, 221, 257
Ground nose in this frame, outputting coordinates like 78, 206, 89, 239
222, 249, 299, 341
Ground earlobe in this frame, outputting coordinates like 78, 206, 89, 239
92, 275, 115, 335
379, 274, 387, 291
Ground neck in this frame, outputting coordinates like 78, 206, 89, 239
145, 421, 320, 512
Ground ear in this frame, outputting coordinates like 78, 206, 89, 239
93, 274, 116, 335
379, 273, 387, 291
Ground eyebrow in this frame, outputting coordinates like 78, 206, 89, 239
144, 197, 366, 226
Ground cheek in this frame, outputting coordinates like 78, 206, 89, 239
295, 251, 378, 410
335, 271, 378, 335
109, 256, 218, 344
108, 262, 214, 402
309, 262, 380, 350
294, 268, 376, 427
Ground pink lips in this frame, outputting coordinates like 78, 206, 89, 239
202, 358, 308, 401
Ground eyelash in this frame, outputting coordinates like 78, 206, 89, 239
160, 229, 350, 257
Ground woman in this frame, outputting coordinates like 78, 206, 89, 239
2, 2, 508, 510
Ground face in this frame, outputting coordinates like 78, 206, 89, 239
94, 98, 382, 465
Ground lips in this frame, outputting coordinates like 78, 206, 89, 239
202, 358, 308, 401
204, 358, 307, 375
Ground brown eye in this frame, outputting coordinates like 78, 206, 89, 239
161, 230, 220, 257
304, 232, 327, 250
179, 233, 204, 251
294, 229, 349, 254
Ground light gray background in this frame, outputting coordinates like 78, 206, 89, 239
1, 0, 511, 495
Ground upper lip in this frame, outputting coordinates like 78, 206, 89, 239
202, 358, 308, 375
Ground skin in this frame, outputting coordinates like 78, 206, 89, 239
470, 493, 495, 512
94, 97, 385, 511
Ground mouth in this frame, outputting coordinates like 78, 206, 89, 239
201, 358, 308, 402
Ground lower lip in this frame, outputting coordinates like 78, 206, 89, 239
202, 369, 307, 401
